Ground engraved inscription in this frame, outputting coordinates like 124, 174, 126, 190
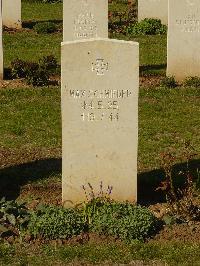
81, 112, 119, 122
74, 12, 97, 39
175, 9, 200, 33
69, 89, 132, 99
92, 59, 109, 76
69, 89, 132, 122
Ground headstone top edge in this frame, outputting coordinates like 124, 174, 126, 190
61, 38, 139, 47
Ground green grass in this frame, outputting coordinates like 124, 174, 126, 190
0, 2, 200, 264
138, 87, 200, 170
0, 242, 200, 265
3, 1, 166, 72
3, 32, 62, 68
0, 86, 199, 171
0, 87, 61, 149
3, 33, 166, 73
22, 2, 62, 22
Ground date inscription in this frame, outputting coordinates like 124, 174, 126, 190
68, 89, 132, 122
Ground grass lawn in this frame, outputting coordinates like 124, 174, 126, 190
0, 86, 199, 171
1, 242, 200, 265
0, 1, 200, 265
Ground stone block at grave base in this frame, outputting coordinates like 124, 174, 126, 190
63, 0, 108, 42
3, 0, 21, 29
167, 0, 200, 81
61, 38, 139, 206
138, 0, 168, 25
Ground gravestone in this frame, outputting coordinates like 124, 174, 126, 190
2, 0, 21, 29
0, 0, 3, 79
63, 0, 108, 41
138, 0, 168, 25
167, 0, 200, 81
62, 38, 139, 205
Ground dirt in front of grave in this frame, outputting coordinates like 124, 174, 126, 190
1, 147, 200, 245
0, 76, 163, 89
18, 183, 200, 244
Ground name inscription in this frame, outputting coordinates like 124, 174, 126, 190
69, 89, 132, 122
175, 9, 200, 33
74, 12, 97, 39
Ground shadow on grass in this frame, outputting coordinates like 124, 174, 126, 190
0, 158, 61, 200
0, 158, 199, 204
139, 64, 166, 76
138, 158, 200, 205
22, 20, 62, 29
4, 68, 12, 80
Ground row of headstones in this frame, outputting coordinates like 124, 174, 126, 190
0, 0, 198, 203
0, 0, 198, 204
2, 0, 21, 29
62, 0, 200, 205
139, 0, 200, 81
1, 0, 199, 82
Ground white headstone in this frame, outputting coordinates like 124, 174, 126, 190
138, 0, 168, 25
3, 0, 21, 29
167, 0, 200, 81
63, 0, 108, 41
61, 38, 139, 206
0, 0, 3, 79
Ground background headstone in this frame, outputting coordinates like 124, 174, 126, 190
62, 38, 139, 205
63, 0, 108, 41
167, 0, 200, 81
0, 0, 3, 79
3, 0, 21, 29
138, 0, 168, 25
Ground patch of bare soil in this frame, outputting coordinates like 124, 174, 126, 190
148, 202, 200, 244
1, 147, 200, 244
150, 221, 200, 244
0, 76, 162, 90
140, 76, 162, 88
0, 79, 30, 89
3, 26, 32, 34
20, 183, 62, 207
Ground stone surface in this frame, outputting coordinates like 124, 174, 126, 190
167, 0, 200, 81
0, 0, 3, 79
61, 38, 139, 205
138, 0, 168, 25
3, 0, 21, 29
63, 0, 108, 41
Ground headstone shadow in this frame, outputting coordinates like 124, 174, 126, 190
22, 20, 62, 29
0, 157, 199, 205
138, 158, 200, 206
0, 158, 61, 200
139, 64, 167, 75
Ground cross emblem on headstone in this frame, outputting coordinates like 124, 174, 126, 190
92, 59, 109, 76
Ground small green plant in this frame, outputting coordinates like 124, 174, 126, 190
0, 198, 30, 238
11, 55, 58, 86
127, 18, 167, 36
90, 202, 158, 242
28, 205, 84, 239
80, 182, 113, 228
33, 22, 57, 34
160, 76, 177, 88
184, 76, 200, 88
79, 182, 157, 242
